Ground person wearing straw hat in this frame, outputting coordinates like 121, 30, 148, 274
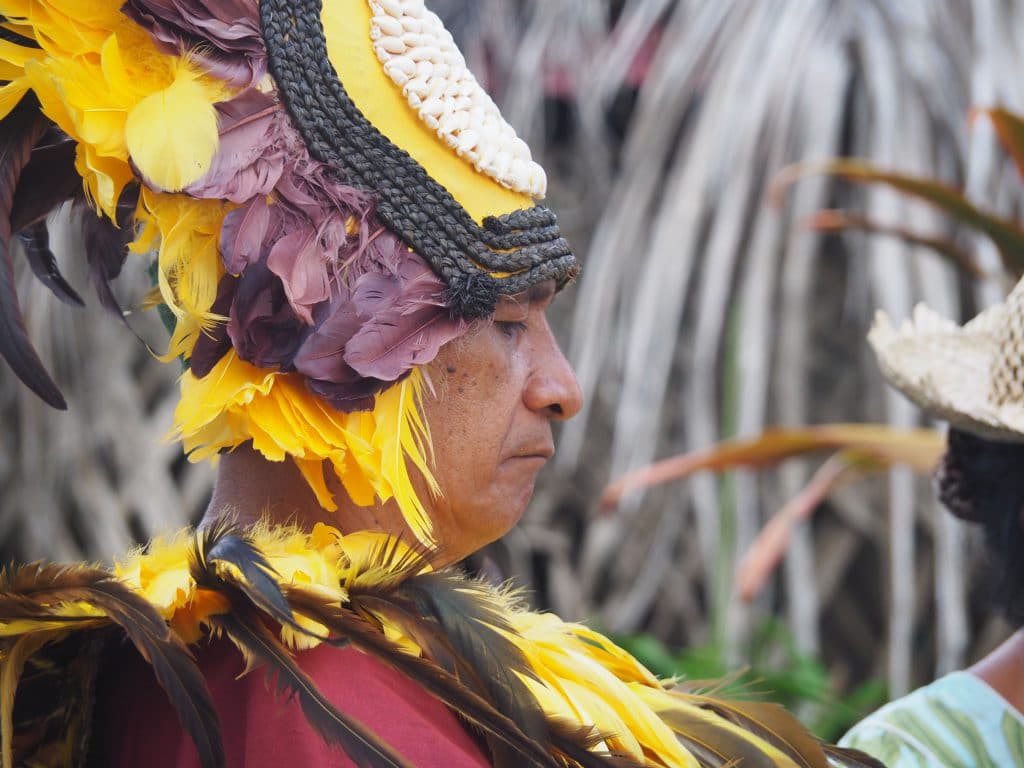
0, 2, 883, 767
839, 289, 1024, 766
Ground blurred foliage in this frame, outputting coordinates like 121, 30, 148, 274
613, 617, 887, 743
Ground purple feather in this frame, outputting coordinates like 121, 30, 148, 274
292, 294, 389, 412
266, 229, 329, 325
186, 94, 471, 409
344, 254, 466, 381
305, 375, 389, 413
122, 0, 266, 87
220, 196, 271, 274
189, 274, 237, 378
292, 300, 361, 381
186, 90, 287, 203
226, 257, 307, 369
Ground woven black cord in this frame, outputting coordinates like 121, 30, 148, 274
259, 0, 576, 317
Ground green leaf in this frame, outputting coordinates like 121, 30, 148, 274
812, 679, 888, 744
612, 633, 683, 679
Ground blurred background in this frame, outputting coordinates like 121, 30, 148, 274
5, 0, 1024, 741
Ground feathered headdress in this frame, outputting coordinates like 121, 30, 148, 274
0, 0, 577, 543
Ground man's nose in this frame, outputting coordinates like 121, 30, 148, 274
524, 320, 583, 421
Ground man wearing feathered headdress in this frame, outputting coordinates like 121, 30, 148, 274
0, 2, 883, 766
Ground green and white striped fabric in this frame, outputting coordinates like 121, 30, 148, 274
840, 671, 1024, 767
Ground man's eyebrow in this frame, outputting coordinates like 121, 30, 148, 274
496, 281, 556, 312
524, 281, 556, 303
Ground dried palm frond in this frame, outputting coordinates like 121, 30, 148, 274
466, 0, 1022, 698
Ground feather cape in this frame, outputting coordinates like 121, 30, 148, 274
0, 523, 884, 768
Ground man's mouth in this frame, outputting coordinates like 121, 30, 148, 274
513, 444, 555, 461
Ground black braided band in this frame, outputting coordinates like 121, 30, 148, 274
259, 0, 577, 318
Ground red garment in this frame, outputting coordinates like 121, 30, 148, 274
91, 636, 493, 767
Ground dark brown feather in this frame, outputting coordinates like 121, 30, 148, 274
188, 525, 417, 767
546, 719, 648, 768
208, 605, 415, 768
8, 134, 78, 233
0, 562, 224, 768
348, 555, 642, 767
822, 744, 888, 768
653, 703, 783, 768
396, 572, 549, 742
190, 521, 295, 629
0, 95, 64, 408
675, 693, 829, 768
79, 183, 139, 321
284, 584, 567, 768
16, 221, 84, 307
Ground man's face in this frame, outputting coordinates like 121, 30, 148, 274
419, 281, 582, 564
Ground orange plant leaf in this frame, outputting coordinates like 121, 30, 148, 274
973, 106, 1024, 181
804, 210, 986, 279
600, 424, 944, 509
771, 159, 1024, 274
734, 451, 878, 603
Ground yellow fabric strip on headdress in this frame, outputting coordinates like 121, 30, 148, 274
321, 0, 532, 224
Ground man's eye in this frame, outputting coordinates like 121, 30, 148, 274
495, 320, 527, 337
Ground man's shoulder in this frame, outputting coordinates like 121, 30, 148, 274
94, 636, 493, 768
840, 671, 1024, 767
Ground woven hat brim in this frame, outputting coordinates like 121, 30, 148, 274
868, 301, 1024, 442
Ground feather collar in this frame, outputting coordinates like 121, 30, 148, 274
0, 523, 881, 768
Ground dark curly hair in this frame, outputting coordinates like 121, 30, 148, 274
936, 427, 1024, 624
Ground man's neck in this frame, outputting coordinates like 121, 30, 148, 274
201, 443, 423, 557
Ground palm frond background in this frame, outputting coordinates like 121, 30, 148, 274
3, 0, 1023, 709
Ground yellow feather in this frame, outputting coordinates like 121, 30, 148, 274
0, 526, 837, 768
137, 188, 227, 356
9, 0, 124, 59
630, 685, 803, 768
125, 65, 219, 191
560, 679, 646, 760
334, 449, 378, 507
536, 643, 699, 766
370, 374, 436, 545
294, 457, 339, 512
174, 351, 438, 538
0, 79, 28, 120
0, 37, 42, 68
0, 62, 23, 80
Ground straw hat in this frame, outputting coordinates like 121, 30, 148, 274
869, 278, 1024, 441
